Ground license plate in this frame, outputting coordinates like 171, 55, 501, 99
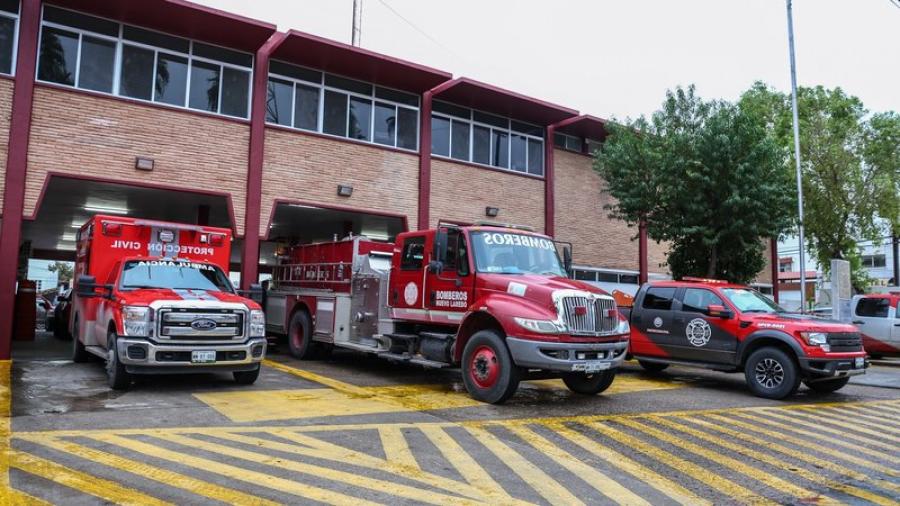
191, 350, 216, 364
578, 361, 612, 373
854, 357, 865, 369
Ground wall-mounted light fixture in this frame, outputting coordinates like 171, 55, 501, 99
135, 157, 155, 171
337, 184, 353, 197
485, 206, 499, 217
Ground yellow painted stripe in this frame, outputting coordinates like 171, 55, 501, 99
731, 412, 900, 474
4, 488, 54, 505
584, 422, 772, 505
9, 450, 172, 506
855, 405, 900, 424
29, 436, 279, 506
700, 414, 900, 496
548, 423, 710, 506
764, 409, 900, 448
263, 359, 373, 397
506, 425, 651, 506
617, 419, 835, 504
378, 426, 420, 471
465, 426, 584, 506
656, 417, 895, 505
91, 434, 379, 505
870, 404, 900, 416
159, 433, 476, 506
812, 407, 900, 434
0, 360, 11, 494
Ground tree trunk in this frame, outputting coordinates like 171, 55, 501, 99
706, 246, 718, 278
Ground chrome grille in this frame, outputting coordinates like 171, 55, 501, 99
159, 309, 244, 340
561, 296, 618, 335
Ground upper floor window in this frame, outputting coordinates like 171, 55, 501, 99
267, 60, 420, 152
861, 254, 886, 269
0, 1, 18, 75
554, 132, 582, 152
37, 6, 253, 119
431, 101, 544, 176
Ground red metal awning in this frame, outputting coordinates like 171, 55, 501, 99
555, 114, 609, 141
433, 78, 578, 126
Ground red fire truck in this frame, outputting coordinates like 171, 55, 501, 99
265, 224, 630, 404
72, 215, 267, 389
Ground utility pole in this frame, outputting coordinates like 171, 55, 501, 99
351, 0, 363, 46
786, 0, 807, 311
892, 231, 899, 287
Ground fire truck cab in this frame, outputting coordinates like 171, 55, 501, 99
72, 215, 267, 389
265, 224, 630, 404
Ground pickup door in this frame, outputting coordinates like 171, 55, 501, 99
670, 287, 739, 364
853, 297, 900, 350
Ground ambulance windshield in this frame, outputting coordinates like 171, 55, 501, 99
120, 260, 234, 293
470, 231, 566, 276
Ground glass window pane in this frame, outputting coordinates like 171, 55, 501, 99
586, 139, 603, 154
349, 97, 371, 141
474, 110, 507, 129
76, 36, 115, 92
567, 136, 582, 151
373, 102, 396, 146
323, 90, 348, 136
553, 132, 566, 148
450, 120, 470, 161
38, 27, 78, 86
43, 6, 118, 37
430, 116, 450, 157
324, 74, 372, 95
266, 78, 292, 126
511, 134, 527, 172
0, 0, 17, 14
473, 125, 490, 165
0, 16, 14, 75
433, 100, 470, 119
119, 44, 154, 100
270, 60, 321, 83
527, 139, 543, 175
511, 120, 542, 136
294, 83, 319, 131
154, 53, 188, 106
123, 25, 189, 54
221, 67, 250, 118
491, 130, 508, 168
375, 87, 418, 107
192, 42, 252, 68
188, 60, 220, 113
396, 107, 418, 150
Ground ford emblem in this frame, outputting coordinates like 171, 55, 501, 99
190, 318, 217, 331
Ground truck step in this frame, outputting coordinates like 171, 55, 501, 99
384, 333, 418, 342
377, 352, 449, 369
418, 331, 454, 341
85, 345, 108, 359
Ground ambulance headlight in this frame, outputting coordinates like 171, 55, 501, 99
122, 306, 151, 337
514, 317, 566, 334
249, 310, 266, 337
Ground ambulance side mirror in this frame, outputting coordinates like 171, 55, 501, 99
708, 304, 733, 319
75, 275, 99, 298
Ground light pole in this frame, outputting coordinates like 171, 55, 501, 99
786, 0, 807, 311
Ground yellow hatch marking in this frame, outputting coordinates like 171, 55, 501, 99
785, 408, 900, 443
803, 406, 900, 436
753, 410, 900, 452
837, 406, 900, 429
526, 374, 686, 395
377, 426, 420, 471
1, 360, 51, 505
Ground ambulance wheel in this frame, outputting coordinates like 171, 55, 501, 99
233, 365, 261, 385
562, 370, 617, 395
72, 316, 90, 363
744, 347, 800, 400
288, 311, 316, 359
638, 360, 669, 373
462, 331, 521, 404
106, 332, 132, 390
804, 377, 850, 394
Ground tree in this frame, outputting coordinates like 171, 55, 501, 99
48, 261, 74, 285
740, 83, 900, 291
595, 86, 795, 283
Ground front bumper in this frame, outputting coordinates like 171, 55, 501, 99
800, 356, 868, 380
117, 337, 266, 374
506, 336, 628, 373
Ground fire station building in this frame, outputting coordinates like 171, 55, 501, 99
0, 0, 775, 357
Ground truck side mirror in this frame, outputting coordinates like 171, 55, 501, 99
433, 229, 448, 265
248, 282, 264, 304
563, 245, 573, 277
427, 260, 444, 274
75, 275, 99, 298
708, 304, 733, 319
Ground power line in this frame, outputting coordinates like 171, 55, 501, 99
890, 0, 900, 9
374, 0, 462, 59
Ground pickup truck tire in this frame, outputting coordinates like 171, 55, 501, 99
462, 330, 520, 404
638, 360, 669, 373
72, 316, 90, 363
106, 332, 132, 390
562, 370, 616, 395
804, 377, 850, 394
744, 347, 800, 400
233, 365, 261, 385
288, 311, 316, 360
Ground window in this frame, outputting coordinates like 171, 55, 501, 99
643, 287, 676, 311
554, 132, 582, 152
855, 298, 889, 318
778, 260, 793, 273
37, 6, 253, 118
586, 139, 603, 155
0, 1, 18, 75
862, 254, 887, 268
400, 236, 426, 271
574, 270, 597, 282
682, 289, 725, 314
431, 101, 545, 176
267, 60, 421, 151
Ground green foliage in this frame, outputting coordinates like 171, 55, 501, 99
47, 261, 74, 283
739, 83, 900, 292
595, 86, 795, 283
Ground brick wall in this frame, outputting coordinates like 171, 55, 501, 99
0, 78, 13, 210
261, 128, 420, 237
430, 158, 545, 232
755, 240, 774, 285
26, 87, 250, 234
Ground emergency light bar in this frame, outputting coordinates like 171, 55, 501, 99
681, 277, 729, 284
473, 221, 536, 232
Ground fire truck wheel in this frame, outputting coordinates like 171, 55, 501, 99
804, 376, 850, 394
562, 370, 617, 395
637, 360, 669, 373
288, 311, 316, 359
462, 331, 521, 404
744, 347, 800, 400
106, 332, 132, 390
233, 365, 261, 385
72, 316, 91, 363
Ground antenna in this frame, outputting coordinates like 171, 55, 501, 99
351, 0, 363, 46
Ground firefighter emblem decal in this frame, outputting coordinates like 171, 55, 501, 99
653, 317, 663, 328
404, 282, 418, 305
686, 318, 712, 347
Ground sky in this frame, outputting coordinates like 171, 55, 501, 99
192, 0, 900, 121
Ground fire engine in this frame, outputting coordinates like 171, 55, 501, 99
264, 224, 630, 404
72, 215, 267, 389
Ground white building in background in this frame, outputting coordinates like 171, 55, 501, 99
27, 259, 60, 292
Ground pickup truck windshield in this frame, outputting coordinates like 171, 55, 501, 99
120, 260, 234, 293
721, 288, 784, 314
470, 231, 566, 276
